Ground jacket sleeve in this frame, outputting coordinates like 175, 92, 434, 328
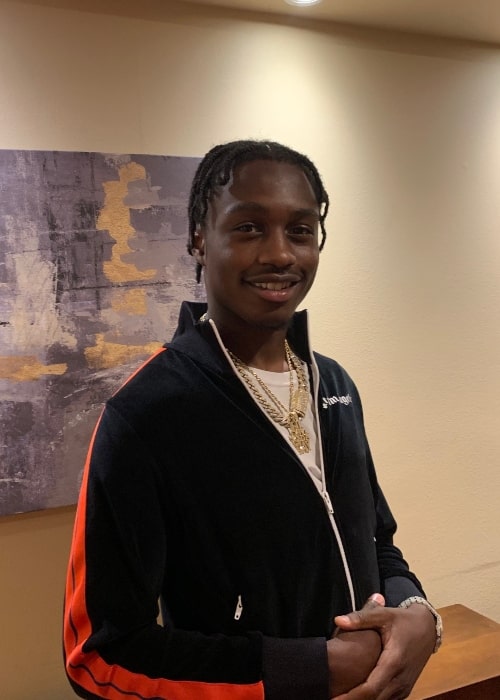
63, 404, 329, 700
345, 373, 426, 607
373, 484, 426, 605
368, 447, 426, 606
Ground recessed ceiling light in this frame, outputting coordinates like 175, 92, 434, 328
285, 0, 323, 6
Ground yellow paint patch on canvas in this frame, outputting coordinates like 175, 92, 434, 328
99, 161, 156, 283
84, 333, 160, 370
0, 356, 67, 381
111, 288, 148, 315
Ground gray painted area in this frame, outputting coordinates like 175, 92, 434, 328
0, 150, 202, 515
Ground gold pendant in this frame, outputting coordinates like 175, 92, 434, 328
287, 411, 310, 455
291, 387, 309, 417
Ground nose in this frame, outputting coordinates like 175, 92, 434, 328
257, 229, 296, 269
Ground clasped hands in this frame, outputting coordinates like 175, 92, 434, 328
327, 593, 436, 700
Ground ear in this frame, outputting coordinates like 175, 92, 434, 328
192, 226, 206, 267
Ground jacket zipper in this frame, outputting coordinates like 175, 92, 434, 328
304, 335, 357, 612
322, 489, 334, 515
234, 594, 243, 620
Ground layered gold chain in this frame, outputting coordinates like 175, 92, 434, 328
228, 340, 310, 454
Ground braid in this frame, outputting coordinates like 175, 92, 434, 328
187, 140, 329, 282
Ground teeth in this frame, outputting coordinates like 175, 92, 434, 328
253, 281, 292, 291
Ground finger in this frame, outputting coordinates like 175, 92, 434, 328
332, 669, 402, 700
335, 598, 390, 630
366, 674, 412, 700
350, 649, 402, 699
332, 680, 376, 700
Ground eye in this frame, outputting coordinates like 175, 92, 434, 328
289, 224, 314, 237
233, 222, 262, 234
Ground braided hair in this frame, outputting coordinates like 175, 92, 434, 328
187, 140, 329, 282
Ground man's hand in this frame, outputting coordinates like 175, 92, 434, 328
332, 599, 436, 700
327, 597, 384, 697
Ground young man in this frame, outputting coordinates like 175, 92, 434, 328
64, 140, 440, 700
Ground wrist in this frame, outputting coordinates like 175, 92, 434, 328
398, 596, 443, 653
328, 629, 382, 696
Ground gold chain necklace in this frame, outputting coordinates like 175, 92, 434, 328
228, 340, 310, 455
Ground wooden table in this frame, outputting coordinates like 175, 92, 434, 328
409, 604, 500, 699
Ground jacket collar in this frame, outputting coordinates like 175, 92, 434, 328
167, 300, 314, 370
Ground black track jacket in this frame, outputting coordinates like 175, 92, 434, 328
64, 301, 425, 700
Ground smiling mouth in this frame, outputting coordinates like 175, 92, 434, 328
251, 281, 296, 291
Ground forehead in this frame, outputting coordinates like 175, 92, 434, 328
211, 159, 319, 213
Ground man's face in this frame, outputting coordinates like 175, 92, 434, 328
193, 159, 320, 333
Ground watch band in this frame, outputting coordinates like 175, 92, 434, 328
398, 595, 443, 653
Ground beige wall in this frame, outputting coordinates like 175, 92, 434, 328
1, 1, 499, 697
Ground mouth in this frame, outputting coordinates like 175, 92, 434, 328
251, 281, 296, 291
245, 276, 301, 304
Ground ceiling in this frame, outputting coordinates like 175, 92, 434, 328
177, 0, 500, 45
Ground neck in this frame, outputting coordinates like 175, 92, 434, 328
215, 324, 289, 372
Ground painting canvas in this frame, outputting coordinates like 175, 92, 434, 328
0, 150, 202, 516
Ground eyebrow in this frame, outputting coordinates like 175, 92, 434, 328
224, 202, 320, 219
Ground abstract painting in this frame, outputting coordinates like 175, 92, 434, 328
0, 150, 202, 515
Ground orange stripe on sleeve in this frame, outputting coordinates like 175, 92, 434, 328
68, 653, 264, 700
64, 413, 101, 656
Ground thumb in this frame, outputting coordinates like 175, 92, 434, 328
334, 593, 386, 629
368, 592, 385, 606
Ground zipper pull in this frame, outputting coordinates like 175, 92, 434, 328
234, 594, 243, 620
322, 490, 334, 515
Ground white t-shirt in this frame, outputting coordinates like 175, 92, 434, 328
246, 365, 323, 493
